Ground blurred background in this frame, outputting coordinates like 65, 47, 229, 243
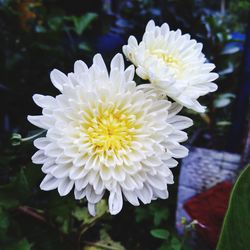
0, 0, 250, 249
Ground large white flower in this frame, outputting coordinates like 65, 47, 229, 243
28, 53, 192, 215
123, 20, 219, 112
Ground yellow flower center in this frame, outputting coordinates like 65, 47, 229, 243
150, 49, 184, 77
85, 106, 137, 155
152, 50, 180, 65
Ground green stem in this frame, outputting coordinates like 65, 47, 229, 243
180, 227, 188, 250
21, 129, 46, 142
83, 241, 121, 250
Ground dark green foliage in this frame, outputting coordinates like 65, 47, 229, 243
0, 0, 248, 249
150, 229, 170, 240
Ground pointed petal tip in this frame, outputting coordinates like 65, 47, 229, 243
108, 188, 123, 215
50, 69, 67, 92
74, 60, 88, 74
146, 20, 156, 32
88, 203, 96, 216
111, 53, 125, 71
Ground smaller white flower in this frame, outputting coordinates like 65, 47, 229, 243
123, 20, 219, 113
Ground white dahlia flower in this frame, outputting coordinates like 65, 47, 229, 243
123, 20, 219, 113
28, 53, 192, 215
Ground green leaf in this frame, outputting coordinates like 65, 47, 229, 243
213, 93, 235, 108
0, 208, 9, 229
83, 229, 125, 250
0, 168, 30, 209
78, 42, 91, 52
216, 121, 232, 126
72, 13, 98, 35
153, 209, 169, 226
95, 199, 108, 217
221, 44, 241, 54
72, 200, 107, 224
16, 169, 30, 197
0, 183, 19, 209
48, 16, 64, 31
216, 165, 250, 250
168, 237, 182, 250
0, 208, 10, 239
214, 98, 231, 108
6, 238, 33, 250
135, 207, 149, 223
0, 192, 19, 209
157, 236, 182, 250
72, 206, 89, 222
150, 229, 170, 240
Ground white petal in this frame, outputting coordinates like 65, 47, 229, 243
168, 130, 187, 142
206, 72, 219, 82
146, 175, 166, 190
88, 203, 96, 216
161, 23, 170, 36
32, 150, 47, 164
190, 99, 206, 113
120, 175, 138, 191
168, 103, 183, 118
153, 188, 169, 199
75, 177, 89, 191
44, 143, 63, 158
166, 173, 174, 184
142, 157, 162, 167
69, 167, 88, 180
136, 184, 153, 204
111, 53, 124, 72
124, 65, 135, 82
51, 164, 71, 178
168, 115, 193, 129
40, 174, 59, 191
50, 69, 68, 92
93, 177, 104, 194
128, 35, 138, 47
108, 186, 123, 215
74, 60, 88, 74
164, 158, 178, 168
167, 143, 189, 158
73, 154, 88, 167
145, 20, 155, 32
58, 178, 74, 196
86, 185, 104, 203
136, 67, 148, 80
123, 189, 140, 206
27, 115, 49, 129
41, 161, 57, 174
100, 165, 112, 181
208, 83, 218, 92
55, 155, 72, 164
33, 94, 56, 108
112, 166, 126, 182
74, 188, 86, 199
34, 137, 50, 149
93, 54, 107, 72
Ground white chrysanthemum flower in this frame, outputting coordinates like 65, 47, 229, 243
123, 20, 219, 112
28, 53, 192, 215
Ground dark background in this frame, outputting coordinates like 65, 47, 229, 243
0, 0, 249, 249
